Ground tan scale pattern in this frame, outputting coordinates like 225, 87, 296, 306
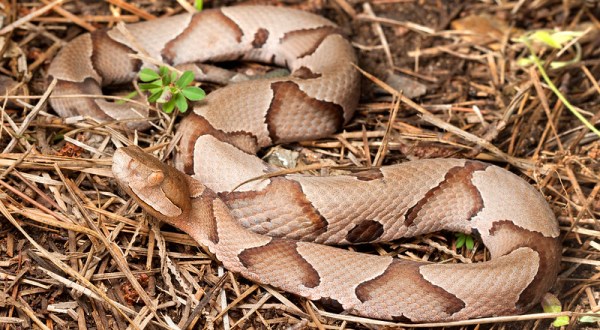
90, 32, 139, 85
161, 10, 244, 64
355, 260, 466, 320
222, 178, 329, 241
238, 240, 321, 289
106, 14, 194, 63
265, 81, 344, 143
418, 248, 539, 320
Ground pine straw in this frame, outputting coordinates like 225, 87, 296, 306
0, 0, 599, 329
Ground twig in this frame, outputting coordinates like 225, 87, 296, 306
3, 78, 57, 153
0, 201, 140, 329
0, 0, 64, 35
352, 63, 552, 176
39, 0, 97, 32
362, 3, 394, 67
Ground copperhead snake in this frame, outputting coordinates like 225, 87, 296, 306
44, 5, 561, 322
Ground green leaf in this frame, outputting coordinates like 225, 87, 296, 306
139, 68, 160, 82
181, 86, 205, 101
162, 99, 176, 113
552, 316, 569, 327
455, 233, 475, 250
148, 90, 163, 103
551, 31, 584, 46
175, 93, 188, 113
530, 30, 562, 49
465, 235, 474, 250
542, 293, 562, 313
194, 0, 203, 11
176, 71, 195, 89
139, 82, 163, 91
579, 316, 600, 323
541, 293, 569, 327
159, 66, 169, 77
116, 91, 139, 104
455, 233, 465, 249
517, 56, 535, 67
162, 70, 172, 85
170, 71, 177, 84
527, 30, 584, 50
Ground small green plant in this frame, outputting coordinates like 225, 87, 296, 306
514, 29, 600, 138
579, 315, 600, 324
129, 66, 206, 113
194, 0, 203, 11
516, 30, 583, 69
541, 293, 569, 327
455, 233, 474, 250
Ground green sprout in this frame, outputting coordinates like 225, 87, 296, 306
516, 30, 584, 69
579, 315, 600, 324
455, 233, 474, 250
514, 29, 600, 138
541, 293, 569, 327
138, 66, 205, 113
133, 66, 205, 114
194, 0, 203, 11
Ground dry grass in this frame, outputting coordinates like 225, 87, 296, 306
0, 0, 599, 329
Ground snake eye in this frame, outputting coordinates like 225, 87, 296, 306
147, 171, 164, 186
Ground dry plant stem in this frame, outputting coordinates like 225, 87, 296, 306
53, 165, 167, 328
373, 95, 400, 166
28, 42, 61, 72
213, 284, 260, 322
33, 15, 140, 23
318, 309, 580, 328
39, 267, 135, 314
0, 291, 50, 330
354, 14, 436, 34
39, 0, 96, 31
0, 317, 24, 325
0, 93, 159, 109
231, 292, 273, 329
0, 202, 139, 329
467, 83, 531, 158
361, 125, 372, 166
0, 179, 103, 239
219, 267, 232, 330
305, 301, 325, 330
362, 3, 394, 68
331, 0, 357, 18
180, 274, 228, 330
0, 146, 33, 180
530, 67, 564, 158
262, 285, 306, 316
526, 43, 600, 137
3, 78, 56, 153
0, 0, 64, 34
230, 163, 358, 192
352, 64, 550, 176
176, 0, 197, 13
104, 0, 157, 20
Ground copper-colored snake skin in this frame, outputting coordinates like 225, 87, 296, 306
45, 6, 561, 322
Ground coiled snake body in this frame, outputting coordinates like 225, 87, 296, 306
46, 6, 560, 322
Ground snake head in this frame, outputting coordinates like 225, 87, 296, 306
112, 146, 192, 221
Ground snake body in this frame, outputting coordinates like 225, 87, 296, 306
45, 6, 561, 322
